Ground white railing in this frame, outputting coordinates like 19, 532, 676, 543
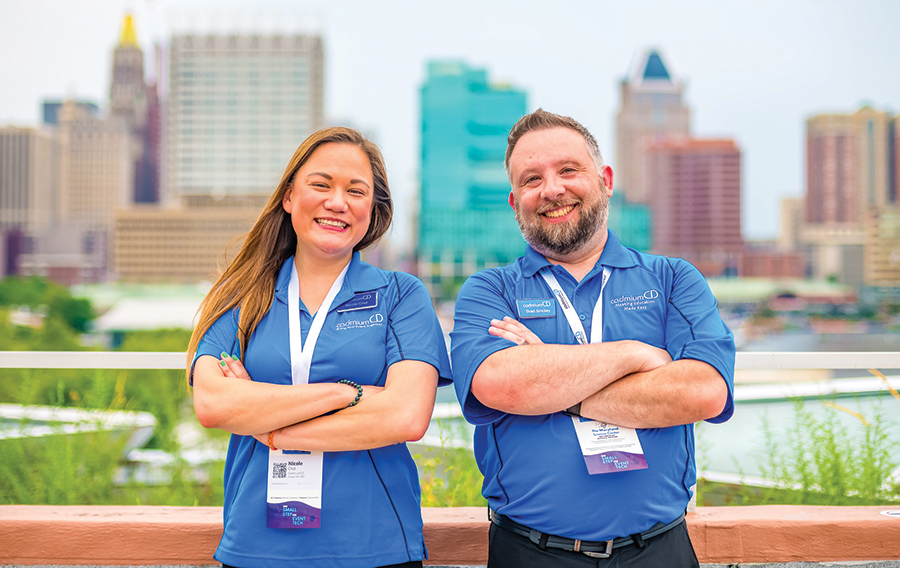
3, 351, 898, 424
1, 351, 899, 370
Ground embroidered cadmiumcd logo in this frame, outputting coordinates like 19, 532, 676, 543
609, 290, 660, 312
335, 313, 384, 331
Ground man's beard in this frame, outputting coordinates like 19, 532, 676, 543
514, 189, 609, 258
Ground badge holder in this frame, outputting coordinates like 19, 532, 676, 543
571, 417, 649, 474
267, 449, 324, 528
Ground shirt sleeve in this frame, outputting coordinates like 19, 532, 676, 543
385, 272, 452, 386
189, 308, 241, 385
449, 269, 518, 425
664, 259, 736, 423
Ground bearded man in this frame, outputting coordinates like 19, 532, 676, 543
450, 109, 735, 568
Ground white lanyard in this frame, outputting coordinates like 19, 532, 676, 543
287, 259, 349, 385
539, 266, 611, 344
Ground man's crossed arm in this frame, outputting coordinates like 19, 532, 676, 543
472, 317, 728, 429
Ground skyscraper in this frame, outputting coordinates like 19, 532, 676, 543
803, 106, 896, 285
0, 127, 59, 276
57, 101, 136, 233
615, 50, 690, 204
645, 138, 743, 277
167, 34, 324, 200
418, 61, 526, 297
110, 15, 148, 128
110, 14, 160, 204
0, 127, 59, 234
864, 206, 900, 288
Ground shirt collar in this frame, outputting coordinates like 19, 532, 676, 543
520, 229, 638, 278
274, 251, 389, 308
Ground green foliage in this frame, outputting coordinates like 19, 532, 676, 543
118, 328, 194, 353
0, 275, 50, 306
115, 329, 195, 450
0, 276, 95, 332
0, 325, 218, 506
414, 418, 486, 507
49, 295, 94, 333
0, 428, 128, 505
755, 398, 899, 505
438, 277, 466, 303
0, 426, 224, 506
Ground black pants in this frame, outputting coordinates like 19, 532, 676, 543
487, 520, 699, 568
223, 563, 421, 568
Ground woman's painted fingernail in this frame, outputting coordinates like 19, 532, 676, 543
220, 352, 230, 359
219, 360, 227, 367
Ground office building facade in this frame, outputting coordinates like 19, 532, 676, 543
418, 61, 526, 297
0, 127, 60, 276
615, 50, 690, 204
167, 34, 324, 200
114, 206, 259, 283
803, 106, 898, 286
645, 138, 743, 277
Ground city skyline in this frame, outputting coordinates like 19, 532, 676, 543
2, 0, 899, 246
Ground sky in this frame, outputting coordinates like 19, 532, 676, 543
2, 0, 899, 247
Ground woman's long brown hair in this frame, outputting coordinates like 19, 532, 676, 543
186, 127, 393, 387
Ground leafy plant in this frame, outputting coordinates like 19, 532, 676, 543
415, 418, 486, 507
757, 396, 898, 505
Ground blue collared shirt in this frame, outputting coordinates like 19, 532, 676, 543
451, 230, 734, 541
195, 252, 451, 568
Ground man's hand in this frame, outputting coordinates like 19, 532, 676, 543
489, 316, 544, 345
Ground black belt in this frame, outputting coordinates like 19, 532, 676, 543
489, 510, 686, 559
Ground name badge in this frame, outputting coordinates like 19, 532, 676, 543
337, 291, 378, 312
266, 449, 323, 528
571, 417, 649, 475
516, 298, 556, 319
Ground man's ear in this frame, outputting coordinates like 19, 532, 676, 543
508, 190, 516, 211
602, 166, 614, 197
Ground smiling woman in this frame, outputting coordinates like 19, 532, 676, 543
185, 127, 451, 568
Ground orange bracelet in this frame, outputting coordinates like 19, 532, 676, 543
267, 430, 277, 451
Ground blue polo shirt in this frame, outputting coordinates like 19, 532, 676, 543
194, 252, 451, 568
450, 230, 734, 541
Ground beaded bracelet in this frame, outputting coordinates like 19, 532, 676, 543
267, 430, 277, 451
337, 379, 363, 407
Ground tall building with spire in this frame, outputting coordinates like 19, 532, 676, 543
615, 50, 690, 204
110, 15, 147, 128
109, 14, 160, 204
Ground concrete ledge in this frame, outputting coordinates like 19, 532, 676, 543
1, 505, 898, 565
690, 506, 900, 563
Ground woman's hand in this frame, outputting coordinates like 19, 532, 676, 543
219, 353, 251, 380
489, 316, 544, 346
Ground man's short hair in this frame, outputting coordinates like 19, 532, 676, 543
505, 108, 606, 179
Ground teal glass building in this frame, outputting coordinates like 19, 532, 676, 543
418, 61, 527, 299
607, 191, 652, 252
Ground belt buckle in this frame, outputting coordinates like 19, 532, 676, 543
581, 540, 612, 558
